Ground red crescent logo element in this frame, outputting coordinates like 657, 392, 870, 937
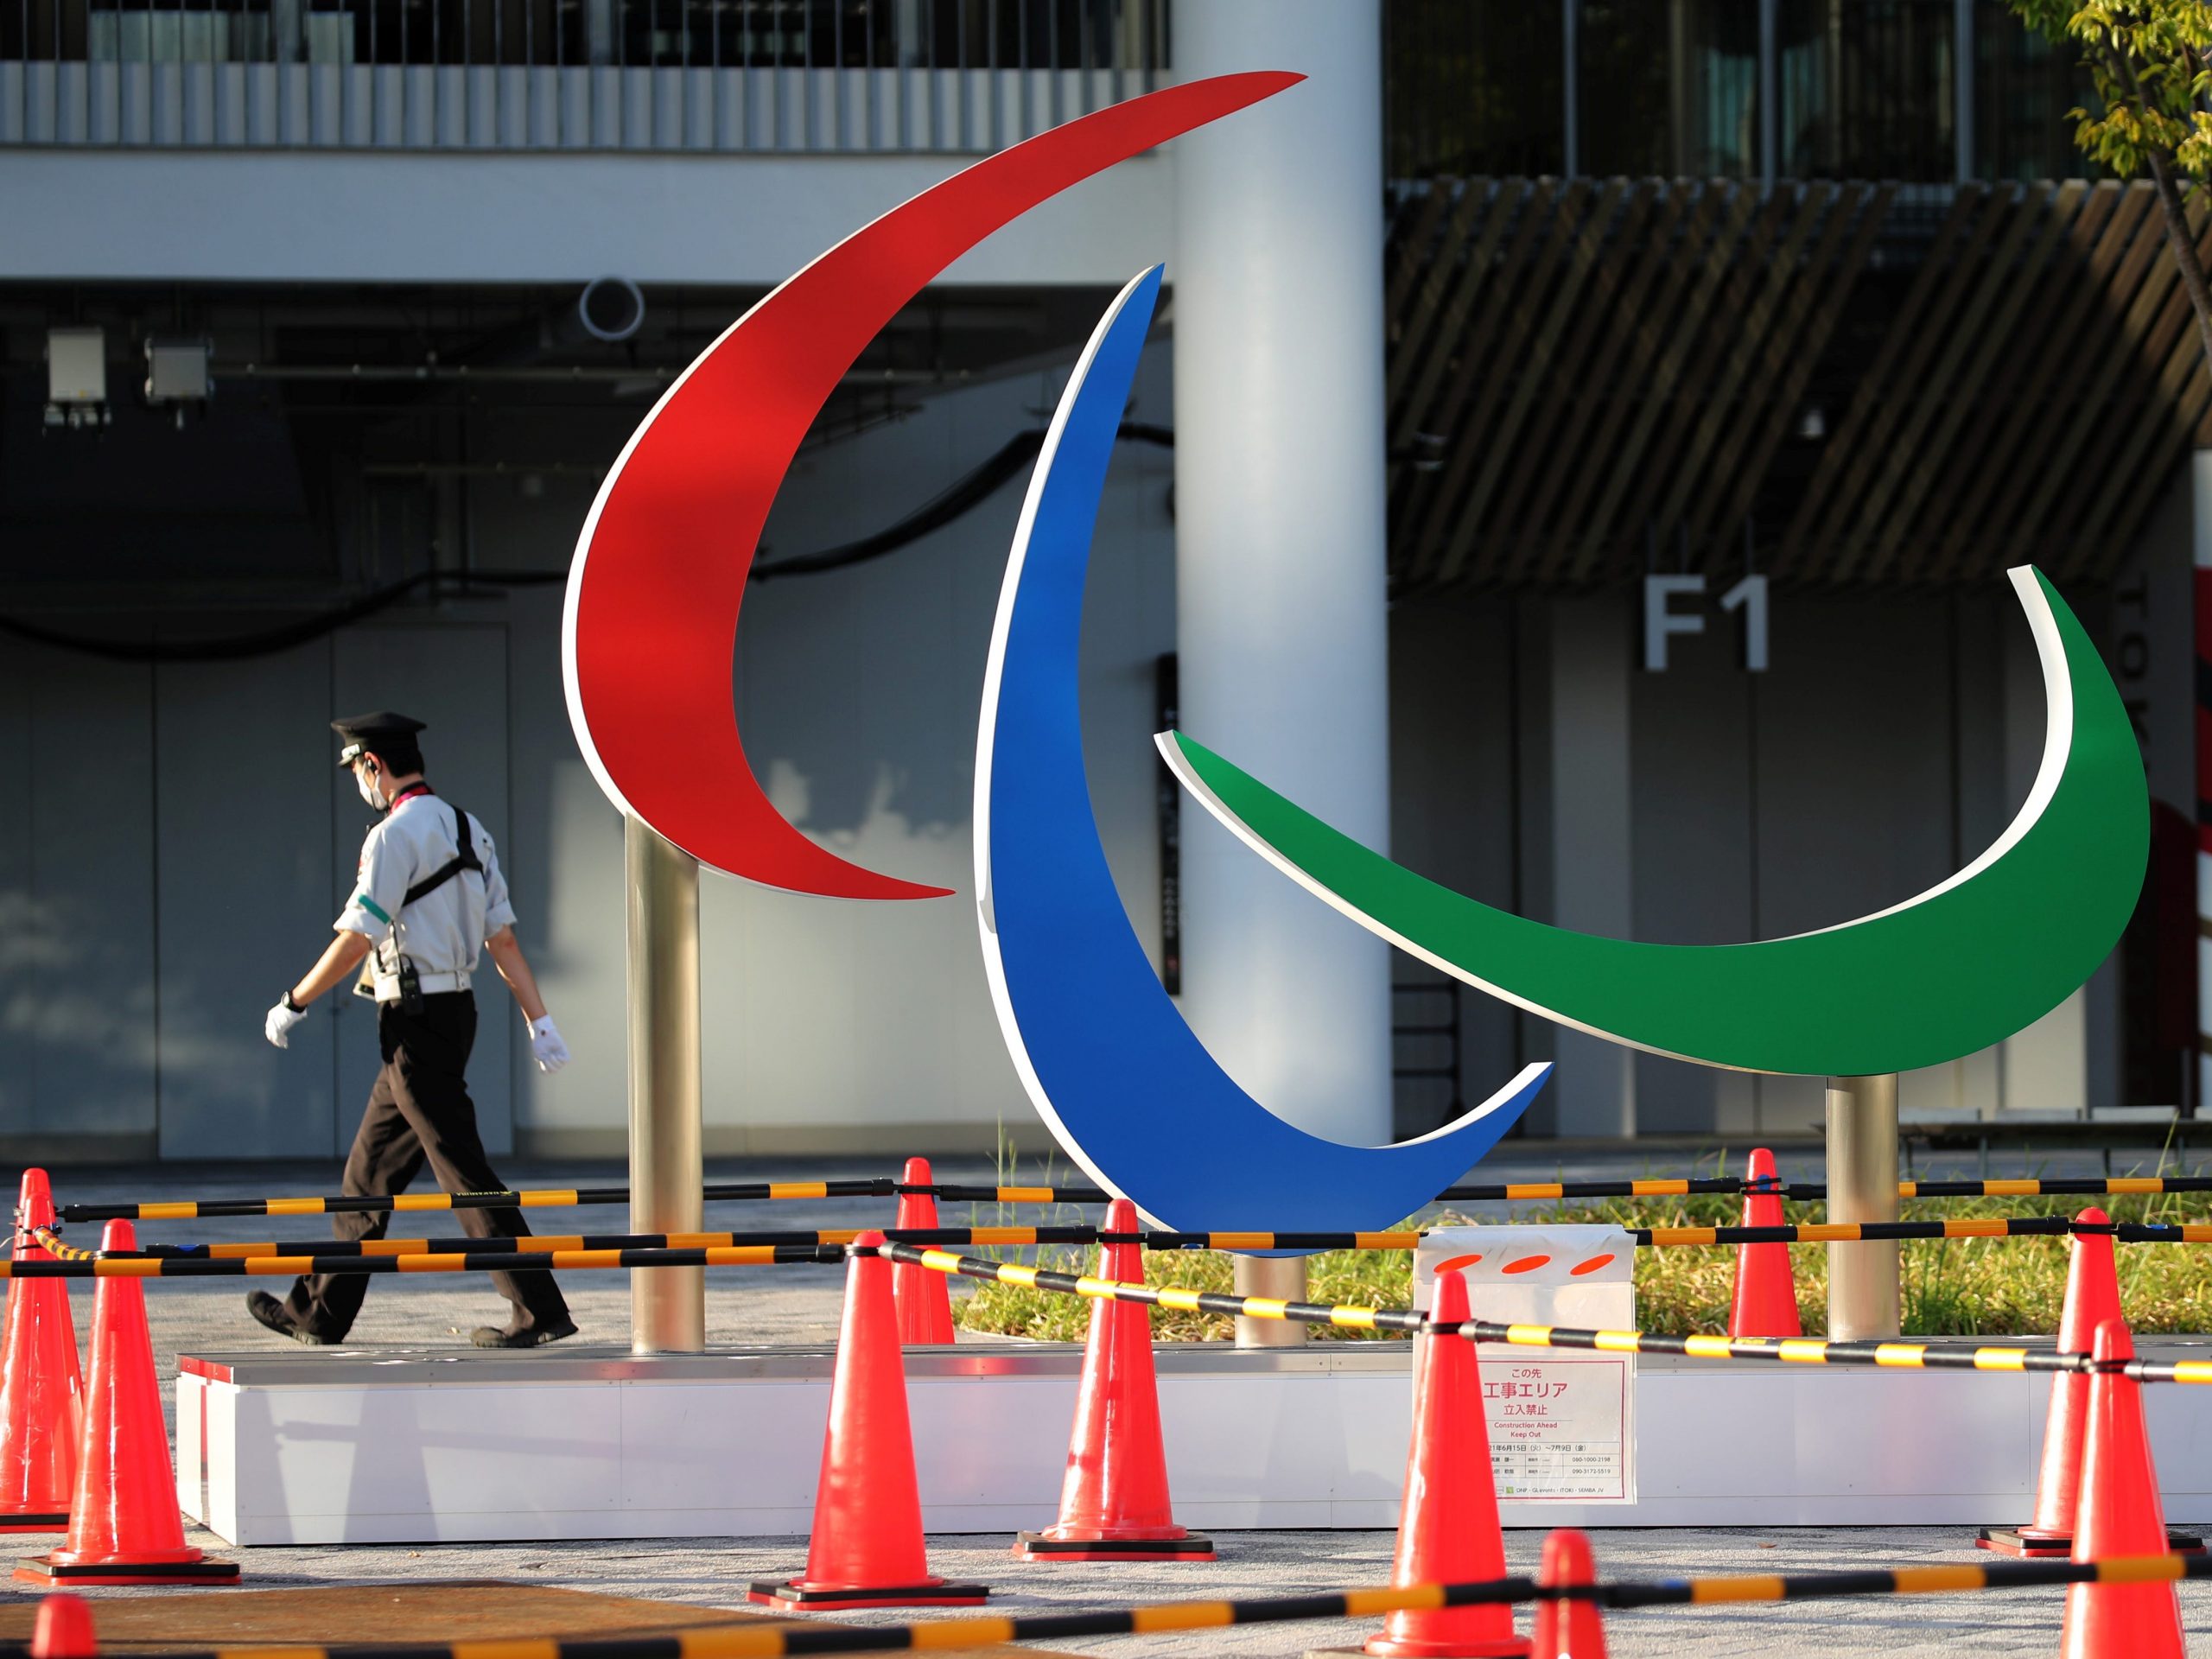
563, 73, 1301, 897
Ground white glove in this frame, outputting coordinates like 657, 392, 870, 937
529, 1015, 571, 1073
265, 998, 308, 1049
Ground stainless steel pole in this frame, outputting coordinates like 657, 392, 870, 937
626, 815, 703, 1354
1825, 1072, 1900, 1339
1233, 1255, 1307, 1349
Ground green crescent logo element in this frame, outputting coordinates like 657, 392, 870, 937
1159, 567, 2148, 1077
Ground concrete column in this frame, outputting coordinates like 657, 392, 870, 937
626, 817, 703, 1354
1172, 0, 1393, 1158
1548, 592, 1636, 1137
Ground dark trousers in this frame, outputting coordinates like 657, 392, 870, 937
284, 990, 569, 1342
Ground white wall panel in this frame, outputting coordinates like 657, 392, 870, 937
155, 645, 336, 1159
1629, 601, 1758, 1136
0, 643, 157, 1148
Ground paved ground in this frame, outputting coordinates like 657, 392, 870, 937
48, 1525, 2212, 1656
16, 1146, 2212, 1655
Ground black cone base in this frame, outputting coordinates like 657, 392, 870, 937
746, 1577, 988, 1611
1978, 1524, 2203, 1557
1015, 1529, 1217, 1561
16, 1554, 239, 1585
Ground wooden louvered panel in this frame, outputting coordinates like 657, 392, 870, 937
1634, 187, 1834, 559
1766, 187, 1985, 582
2005, 191, 2207, 576
1929, 185, 2164, 583
1395, 181, 1563, 581
1835, 187, 2052, 582
1499, 187, 1709, 582
1414, 181, 1603, 582
1552, 188, 1758, 582
1472, 182, 1660, 568
2067, 201, 2212, 580
1920, 182, 2138, 584
1380, 177, 2212, 588
1427, 179, 1630, 586
1567, 189, 1786, 582
1384, 179, 1495, 474
1699, 183, 1897, 556
1804, 182, 2025, 579
1861, 181, 2088, 583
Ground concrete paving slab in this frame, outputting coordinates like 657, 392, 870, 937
10, 1524, 2209, 1656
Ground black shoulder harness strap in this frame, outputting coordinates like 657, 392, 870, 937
402, 804, 481, 907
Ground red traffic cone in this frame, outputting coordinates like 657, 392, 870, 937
0, 1172, 82, 1531
1981, 1211, 2200, 1557
29, 1593, 97, 1659
1727, 1149, 1800, 1339
747, 1231, 986, 1611
891, 1158, 957, 1346
1365, 1268, 1529, 1659
16, 1222, 235, 1586
1530, 1529, 1606, 1659
1017, 1198, 1212, 1561
2060, 1319, 2185, 1659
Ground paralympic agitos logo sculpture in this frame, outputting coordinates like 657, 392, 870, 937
565, 78, 2150, 1231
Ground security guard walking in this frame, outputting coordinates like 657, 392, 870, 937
256, 712, 578, 1349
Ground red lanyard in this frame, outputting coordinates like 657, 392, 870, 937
387, 783, 435, 811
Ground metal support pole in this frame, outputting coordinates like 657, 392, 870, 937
1825, 1073, 1900, 1339
1233, 1255, 1307, 1349
1954, 0, 1974, 184
1561, 0, 1580, 179
1758, 0, 1777, 184
626, 816, 703, 1355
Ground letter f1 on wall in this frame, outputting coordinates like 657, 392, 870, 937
559, 73, 1299, 897
975, 270, 1550, 1233
1162, 569, 2147, 1077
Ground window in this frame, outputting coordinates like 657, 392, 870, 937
1385, 0, 1565, 181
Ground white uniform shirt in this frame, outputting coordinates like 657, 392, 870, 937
335, 791, 517, 981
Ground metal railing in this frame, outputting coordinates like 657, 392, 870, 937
0, 0, 1169, 149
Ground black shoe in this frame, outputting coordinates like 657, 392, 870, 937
246, 1290, 338, 1347
470, 1318, 578, 1350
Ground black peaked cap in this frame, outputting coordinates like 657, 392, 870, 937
333, 711, 427, 766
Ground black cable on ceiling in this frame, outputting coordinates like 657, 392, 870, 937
0, 422, 1175, 664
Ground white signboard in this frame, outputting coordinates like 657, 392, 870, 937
1413, 1226, 1637, 1504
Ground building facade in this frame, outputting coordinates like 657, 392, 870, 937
0, 0, 2196, 1160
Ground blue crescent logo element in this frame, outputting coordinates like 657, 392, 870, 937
974, 267, 1551, 1232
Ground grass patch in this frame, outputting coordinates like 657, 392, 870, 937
952, 1189, 2212, 1343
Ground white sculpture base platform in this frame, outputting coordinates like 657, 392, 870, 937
175, 1342, 2212, 1546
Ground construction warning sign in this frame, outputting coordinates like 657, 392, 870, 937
1413, 1225, 1639, 1505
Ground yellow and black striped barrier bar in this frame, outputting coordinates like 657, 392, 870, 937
55, 1179, 893, 1223
33, 1225, 1129, 1261
54, 1172, 2212, 1225
0, 1243, 846, 1280
35, 1215, 2212, 1263
1, 1553, 2205, 1659
872, 1241, 2212, 1384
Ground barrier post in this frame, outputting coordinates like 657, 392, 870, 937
1232, 1255, 1306, 1348
1825, 1072, 1900, 1339
626, 816, 704, 1356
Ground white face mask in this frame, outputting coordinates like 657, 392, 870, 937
356, 765, 387, 810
